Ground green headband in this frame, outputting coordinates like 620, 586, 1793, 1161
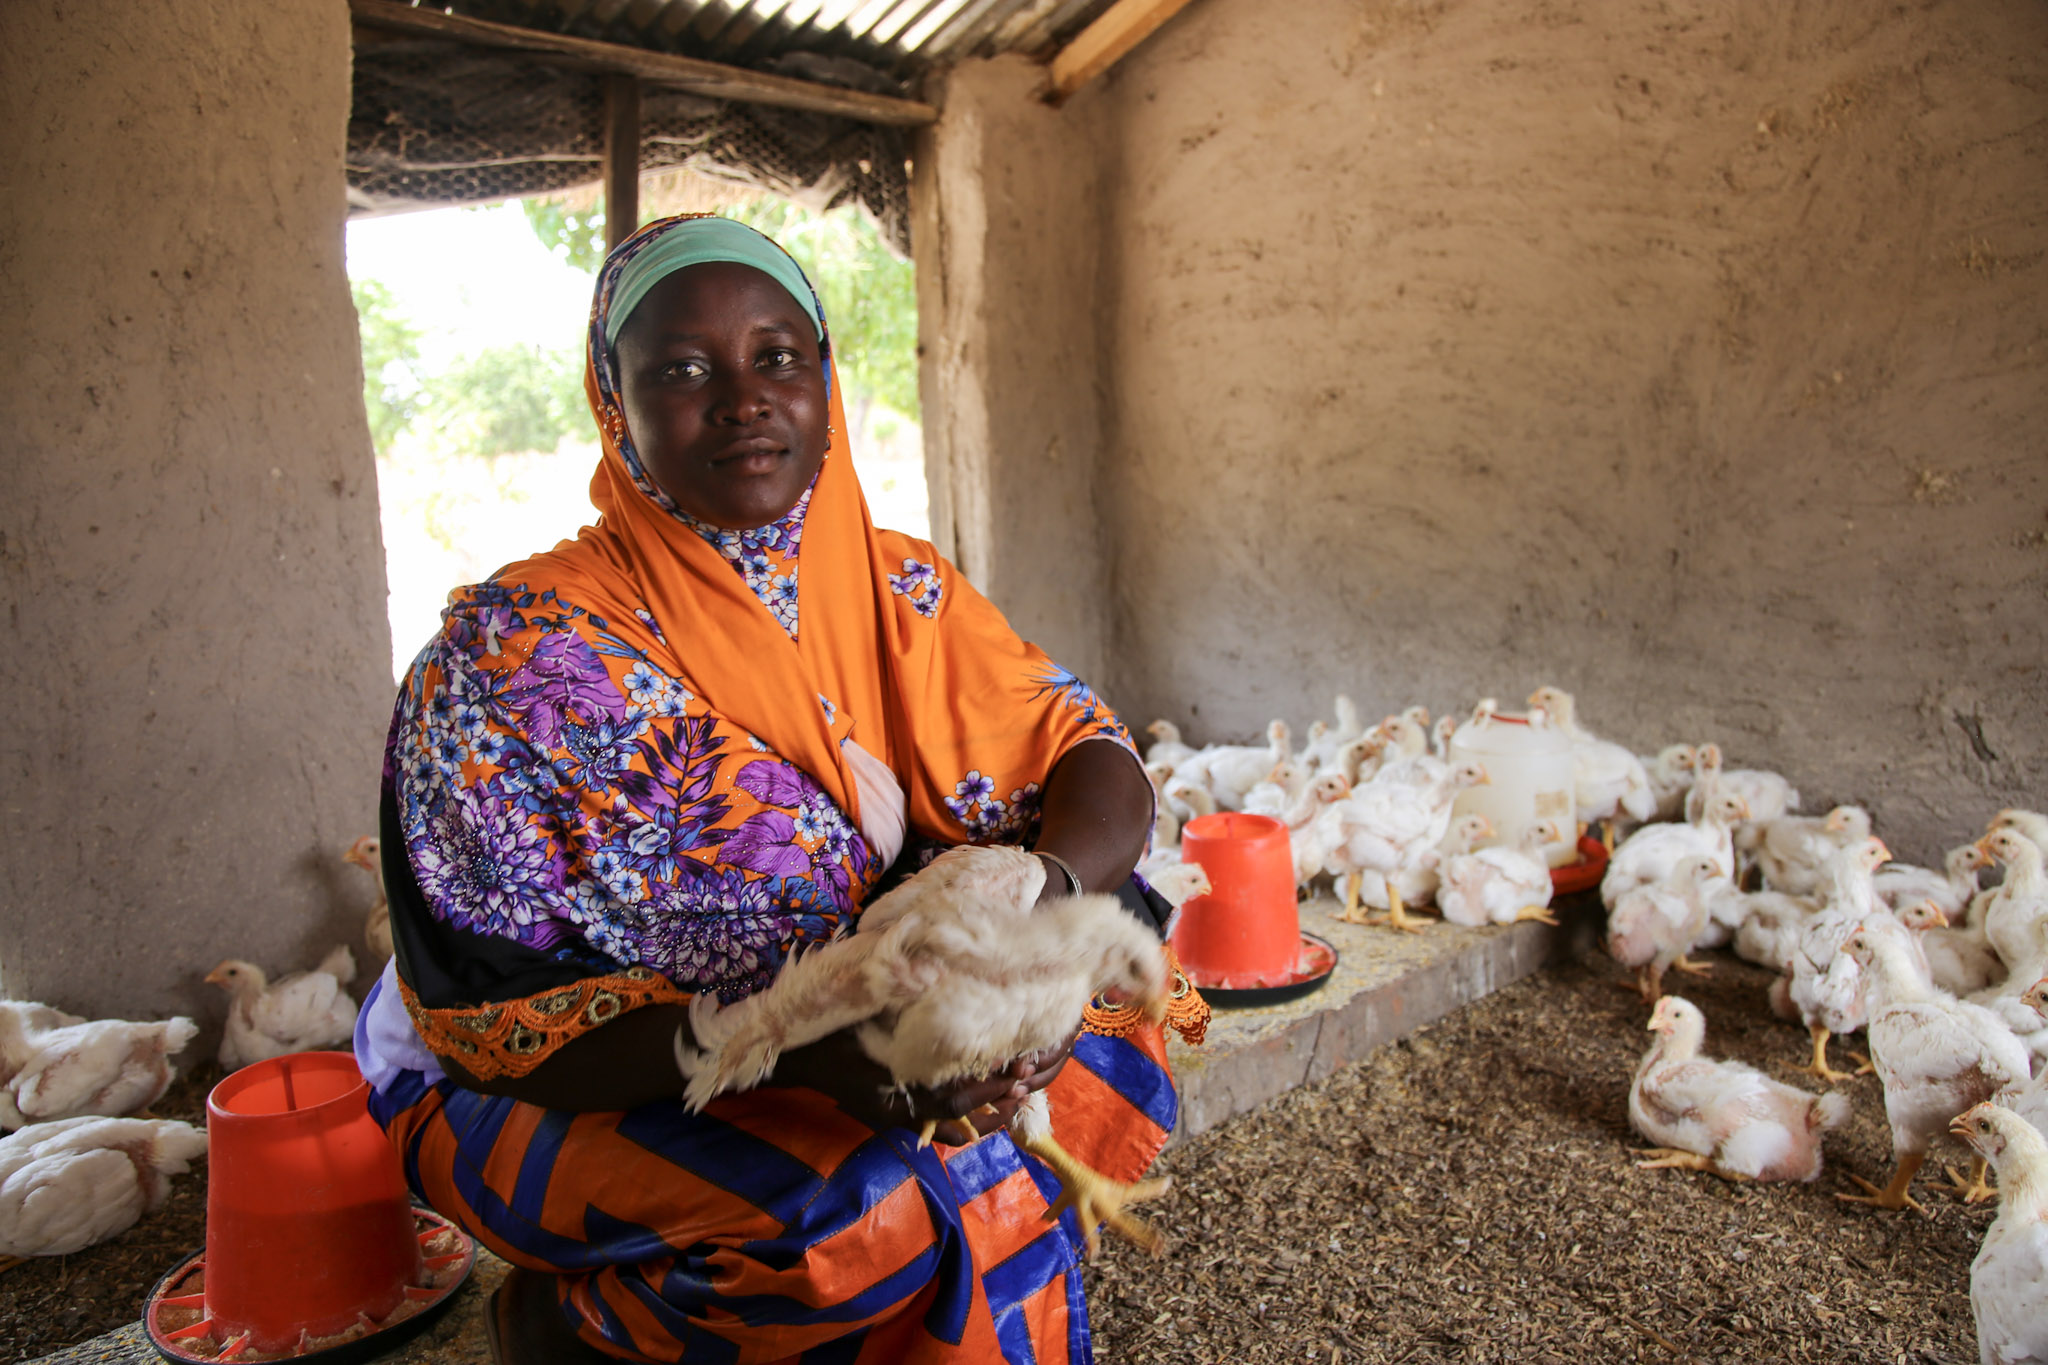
603, 217, 823, 348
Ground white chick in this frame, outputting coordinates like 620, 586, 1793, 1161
1837, 925, 2031, 1213
1977, 829, 2048, 981
1159, 770, 1217, 827
1321, 760, 1489, 933
1527, 686, 1655, 840
1606, 857, 1721, 1002
1143, 720, 1196, 770
1991, 809, 2048, 849
1239, 759, 1313, 823
1640, 744, 1698, 823
1918, 852, 2010, 997
207, 945, 360, 1071
1296, 695, 1366, 772
0, 1012, 200, 1131
1875, 841, 1987, 922
1631, 995, 1849, 1183
1601, 791, 1749, 911
683, 845, 1174, 1258
1729, 888, 1820, 974
1970, 915, 2048, 1073
1701, 751, 1801, 826
1437, 820, 1561, 929
1353, 812, 1493, 918
1740, 805, 1873, 897
1948, 1103, 2048, 1365
0, 1002, 86, 1083
345, 834, 393, 962
0, 1116, 208, 1258
1779, 836, 1894, 1083
1176, 721, 1293, 811
1143, 764, 1181, 851
1995, 977, 2048, 1171
1282, 774, 1354, 890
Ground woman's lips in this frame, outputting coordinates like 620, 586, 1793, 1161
713, 440, 787, 473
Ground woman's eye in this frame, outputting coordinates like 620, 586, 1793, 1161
760, 348, 799, 369
660, 358, 706, 380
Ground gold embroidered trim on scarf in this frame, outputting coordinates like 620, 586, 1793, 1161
1081, 948, 1209, 1048
399, 967, 694, 1081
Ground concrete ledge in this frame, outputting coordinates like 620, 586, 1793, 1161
1166, 892, 1594, 1144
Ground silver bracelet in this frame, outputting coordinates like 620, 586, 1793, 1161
1036, 850, 1084, 898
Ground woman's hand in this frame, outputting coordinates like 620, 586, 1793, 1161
769, 1026, 1080, 1144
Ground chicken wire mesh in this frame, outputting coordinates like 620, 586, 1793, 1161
347, 35, 914, 252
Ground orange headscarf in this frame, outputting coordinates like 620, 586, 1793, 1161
490, 213, 1129, 857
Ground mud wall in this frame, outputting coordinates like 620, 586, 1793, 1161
912, 61, 1116, 686
0, 2, 391, 1022
938, 0, 2048, 860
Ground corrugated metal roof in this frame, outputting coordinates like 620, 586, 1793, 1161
442, 0, 1118, 79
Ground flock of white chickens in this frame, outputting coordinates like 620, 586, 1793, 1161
0, 841, 378, 1267
1141, 686, 2048, 1365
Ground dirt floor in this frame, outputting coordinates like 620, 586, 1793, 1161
3, 950, 1992, 1363
1087, 951, 1989, 1364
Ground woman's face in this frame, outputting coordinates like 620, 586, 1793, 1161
614, 261, 828, 530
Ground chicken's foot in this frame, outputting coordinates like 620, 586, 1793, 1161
0, 1256, 21, 1275
1633, 1148, 1752, 1182
1328, 873, 1375, 926
1787, 1023, 1855, 1084
1016, 1130, 1172, 1261
1836, 1152, 1929, 1215
1672, 955, 1713, 977
1513, 905, 1559, 926
1632, 1147, 1712, 1172
1847, 1050, 1876, 1077
1362, 879, 1427, 935
1941, 1157, 1997, 1204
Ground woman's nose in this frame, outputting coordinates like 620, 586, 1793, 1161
708, 366, 772, 423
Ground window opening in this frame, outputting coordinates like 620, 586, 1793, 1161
347, 175, 925, 682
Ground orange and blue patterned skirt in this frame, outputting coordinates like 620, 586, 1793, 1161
369, 1025, 1177, 1363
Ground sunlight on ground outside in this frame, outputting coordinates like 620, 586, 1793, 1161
346, 197, 929, 681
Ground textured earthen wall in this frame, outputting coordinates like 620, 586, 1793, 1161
912, 60, 1116, 687
0, 3, 390, 1021
943, 0, 2044, 861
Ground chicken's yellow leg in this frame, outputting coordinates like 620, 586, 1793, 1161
1634, 1148, 1753, 1182
1366, 878, 1427, 934
1329, 872, 1373, 925
1016, 1129, 1172, 1261
1837, 1151, 1929, 1214
1789, 1023, 1854, 1084
1513, 905, 1559, 926
0, 1256, 21, 1275
1942, 1156, 1997, 1204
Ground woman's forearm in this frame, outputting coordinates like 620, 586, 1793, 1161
1032, 736, 1154, 895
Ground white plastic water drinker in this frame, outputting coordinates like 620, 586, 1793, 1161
1449, 713, 1578, 868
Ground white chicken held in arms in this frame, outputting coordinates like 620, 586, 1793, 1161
1631, 996, 1849, 1183
207, 945, 360, 1071
682, 845, 1179, 1258
1949, 1103, 2048, 1365
0, 1116, 208, 1262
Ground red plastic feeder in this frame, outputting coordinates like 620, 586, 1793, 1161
1172, 812, 1304, 990
200, 1053, 424, 1353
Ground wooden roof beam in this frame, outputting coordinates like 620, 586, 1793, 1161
1042, 0, 1201, 104
349, 0, 938, 127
